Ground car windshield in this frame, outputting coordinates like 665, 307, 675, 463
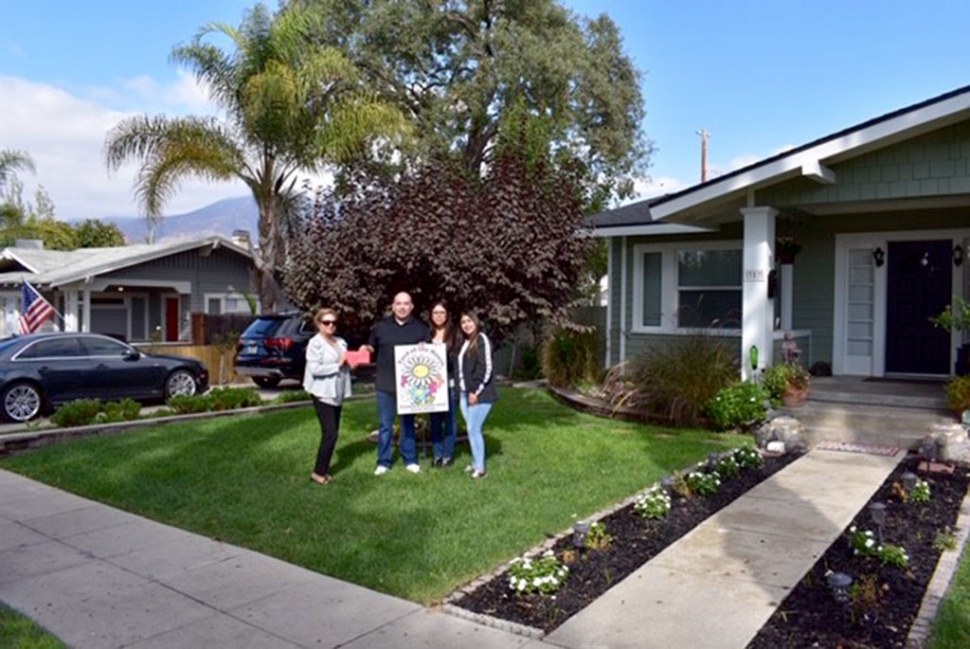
241, 318, 284, 337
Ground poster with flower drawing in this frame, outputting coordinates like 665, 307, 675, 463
394, 342, 449, 414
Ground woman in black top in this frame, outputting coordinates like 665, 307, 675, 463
457, 312, 498, 479
428, 302, 458, 467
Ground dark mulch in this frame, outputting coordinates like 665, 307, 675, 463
749, 457, 970, 648
451, 451, 803, 633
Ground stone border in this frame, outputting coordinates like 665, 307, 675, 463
905, 483, 970, 648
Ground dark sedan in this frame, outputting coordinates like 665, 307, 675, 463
0, 332, 209, 422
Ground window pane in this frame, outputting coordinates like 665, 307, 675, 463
677, 290, 741, 329
641, 252, 662, 326
847, 340, 872, 356
80, 336, 131, 356
848, 303, 873, 321
678, 250, 741, 287
208, 298, 222, 315
18, 338, 83, 359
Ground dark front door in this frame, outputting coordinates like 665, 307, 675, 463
165, 297, 180, 342
885, 240, 952, 375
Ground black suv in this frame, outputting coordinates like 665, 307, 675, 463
234, 312, 314, 388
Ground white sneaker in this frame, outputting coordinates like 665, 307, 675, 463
374, 465, 389, 476
405, 463, 421, 474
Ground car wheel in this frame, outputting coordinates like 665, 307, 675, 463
165, 370, 198, 399
1, 382, 44, 423
252, 376, 281, 389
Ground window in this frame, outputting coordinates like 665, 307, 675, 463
16, 337, 83, 359
205, 293, 252, 315
633, 242, 742, 332
79, 336, 132, 357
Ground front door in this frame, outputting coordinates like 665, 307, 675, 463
885, 240, 951, 375
164, 297, 180, 342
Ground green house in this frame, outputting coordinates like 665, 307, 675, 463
589, 85, 970, 380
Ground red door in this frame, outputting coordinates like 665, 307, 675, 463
165, 298, 180, 342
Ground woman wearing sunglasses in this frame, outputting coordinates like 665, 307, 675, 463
303, 308, 353, 485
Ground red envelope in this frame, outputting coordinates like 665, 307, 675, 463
345, 348, 371, 365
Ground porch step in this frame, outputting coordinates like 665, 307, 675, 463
782, 400, 955, 450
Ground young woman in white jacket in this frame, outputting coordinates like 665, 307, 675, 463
303, 308, 352, 485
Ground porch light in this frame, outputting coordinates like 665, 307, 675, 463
572, 521, 591, 549
826, 571, 853, 605
872, 247, 885, 267
954, 245, 964, 267
902, 471, 918, 494
921, 251, 930, 267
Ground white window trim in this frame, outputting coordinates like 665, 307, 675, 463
203, 292, 253, 315
632, 240, 743, 334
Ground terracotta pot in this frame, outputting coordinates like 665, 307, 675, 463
782, 382, 810, 407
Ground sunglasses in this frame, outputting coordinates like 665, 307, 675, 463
319, 320, 337, 326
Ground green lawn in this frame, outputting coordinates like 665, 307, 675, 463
929, 548, 970, 648
0, 605, 65, 649
0, 387, 738, 604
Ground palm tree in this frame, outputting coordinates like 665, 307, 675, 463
0, 149, 35, 191
105, 2, 410, 311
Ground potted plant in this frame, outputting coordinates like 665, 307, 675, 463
931, 297, 970, 375
776, 236, 803, 265
763, 362, 812, 407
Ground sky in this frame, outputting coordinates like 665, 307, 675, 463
3, 1, 970, 221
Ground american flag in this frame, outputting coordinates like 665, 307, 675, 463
19, 282, 55, 334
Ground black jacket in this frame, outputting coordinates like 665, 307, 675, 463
458, 332, 498, 403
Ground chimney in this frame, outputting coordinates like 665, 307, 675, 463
231, 230, 251, 248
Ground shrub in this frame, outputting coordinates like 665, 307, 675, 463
733, 445, 764, 469
97, 398, 142, 423
847, 526, 910, 568
704, 381, 769, 431
507, 550, 569, 596
51, 399, 102, 427
634, 486, 672, 520
608, 333, 738, 426
540, 327, 600, 388
208, 387, 262, 411
167, 394, 213, 414
275, 389, 312, 404
714, 454, 741, 479
944, 376, 970, 415
762, 363, 811, 405
685, 471, 720, 496
584, 522, 612, 550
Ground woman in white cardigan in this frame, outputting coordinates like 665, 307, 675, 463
303, 308, 353, 485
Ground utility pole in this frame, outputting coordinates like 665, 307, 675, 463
696, 128, 710, 183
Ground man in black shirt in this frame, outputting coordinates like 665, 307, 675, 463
366, 292, 430, 474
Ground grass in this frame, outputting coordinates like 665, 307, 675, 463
0, 387, 739, 604
929, 547, 970, 648
0, 604, 65, 649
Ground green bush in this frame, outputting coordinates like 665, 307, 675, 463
540, 327, 600, 388
275, 389, 312, 404
51, 399, 103, 427
762, 363, 811, 405
945, 376, 970, 415
618, 333, 738, 426
167, 394, 213, 414
96, 398, 142, 423
208, 387, 262, 411
704, 381, 769, 431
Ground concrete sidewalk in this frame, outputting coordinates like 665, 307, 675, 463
1, 448, 905, 649
0, 469, 545, 648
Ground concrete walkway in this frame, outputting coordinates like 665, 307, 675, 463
0, 448, 904, 648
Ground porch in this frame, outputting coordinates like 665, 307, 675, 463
782, 376, 956, 450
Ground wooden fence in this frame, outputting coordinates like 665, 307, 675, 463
134, 343, 245, 386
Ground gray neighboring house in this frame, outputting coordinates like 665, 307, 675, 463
589, 84, 970, 381
0, 236, 255, 342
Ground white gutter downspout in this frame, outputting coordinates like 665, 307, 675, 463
605, 239, 613, 368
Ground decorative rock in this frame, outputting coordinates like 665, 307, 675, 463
755, 415, 808, 453
921, 423, 970, 465
766, 440, 786, 454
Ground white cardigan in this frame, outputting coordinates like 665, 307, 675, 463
302, 334, 352, 405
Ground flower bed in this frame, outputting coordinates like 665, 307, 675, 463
749, 457, 970, 648
448, 449, 802, 633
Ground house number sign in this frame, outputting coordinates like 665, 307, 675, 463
744, 269, 766, 282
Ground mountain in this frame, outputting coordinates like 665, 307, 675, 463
103, 196, 259, 244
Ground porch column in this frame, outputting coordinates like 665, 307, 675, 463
740, 206, 778, 380
82, 289, 91, 333
780, 264, 793, 330
63, 290, 79, 332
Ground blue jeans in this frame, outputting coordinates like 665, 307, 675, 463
460, 393, 492, 471
430, 388, 458, 460
376, 390, 417, 467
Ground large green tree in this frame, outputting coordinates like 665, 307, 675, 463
294, 0, 649, 204
105, 2, 410, 311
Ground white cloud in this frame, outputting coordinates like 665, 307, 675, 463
0, 75, 247, 220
